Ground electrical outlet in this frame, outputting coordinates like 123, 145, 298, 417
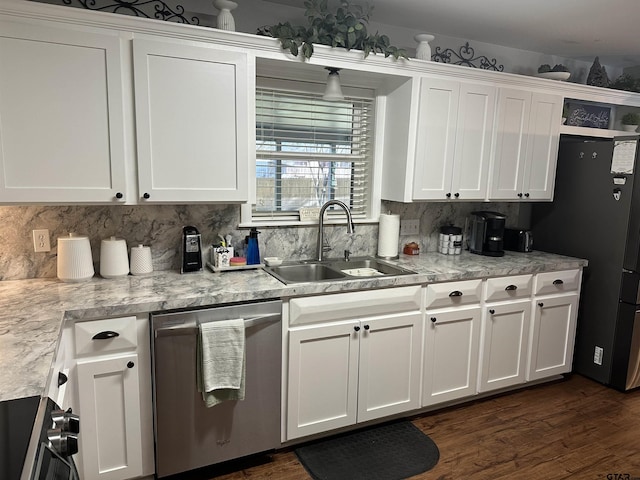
32, 229, 51, 252
594, 346, 603, 365
400, 219, 419, 236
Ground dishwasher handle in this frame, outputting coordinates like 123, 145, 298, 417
154, 312, 280, 338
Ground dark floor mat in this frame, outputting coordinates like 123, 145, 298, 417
294, 420, 440, 480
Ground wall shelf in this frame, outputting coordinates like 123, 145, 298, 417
559, 125, 639, 138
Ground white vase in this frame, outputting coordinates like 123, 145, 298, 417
414, 33, 435, 61
213, 0, 237, 31
622, 124, 638, 132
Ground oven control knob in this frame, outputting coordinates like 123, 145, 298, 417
47, 428, 79, 457
52, 409, 80, 434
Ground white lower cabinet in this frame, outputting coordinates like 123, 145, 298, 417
77, 353, 143, 480
422, 306, 481, 406
285, 287, 423, 441
528, 293, 579, 381
478, 300, 531, 392
68, 315, 154, 480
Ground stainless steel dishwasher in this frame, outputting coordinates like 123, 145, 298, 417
150, 300, 282, 478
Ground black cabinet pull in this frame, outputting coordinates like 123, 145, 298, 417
92, 331, 120, 340
127, 361, 135, 369
354, 325, 361, 332
505, 285, 517, 291
430, 317, 437, 323
449, 290, 463, 297
364, 324, 370, 330
115, 192, 123, 199
445, 192, 451, 198
454, 192, 460, 198
553, 279, 564, 285
538, 302, 544, 307
58, 372, 68, 387
143, 192, 150, 199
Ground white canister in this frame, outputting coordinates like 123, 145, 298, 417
130, 244, 153, 276
100, 237, 129, 278
57, 234, 94, 282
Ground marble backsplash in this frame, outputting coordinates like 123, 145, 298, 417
0, 202, 521, 280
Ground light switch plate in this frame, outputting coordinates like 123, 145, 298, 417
400, 219, 419, 236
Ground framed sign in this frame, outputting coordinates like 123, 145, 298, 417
566, 102, 611, 129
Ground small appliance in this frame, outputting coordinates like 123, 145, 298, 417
468, 211, 506, 257
181, 226, 203, 273
504, 228, 534, 252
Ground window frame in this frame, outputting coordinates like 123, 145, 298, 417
240, 76, 382, 227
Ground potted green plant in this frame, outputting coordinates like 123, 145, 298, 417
621, 112, 640, 132
257, 0, 408, 60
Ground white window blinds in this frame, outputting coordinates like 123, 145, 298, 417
254, 86, 374, 220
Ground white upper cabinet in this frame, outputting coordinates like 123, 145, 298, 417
489, 90, 561, 201
413, 79, 495, 201
133, 37, 250, 203
0, 21, 127, 203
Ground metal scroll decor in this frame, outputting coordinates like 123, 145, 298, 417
431, 42, 504, 72
59, 0, 200, 25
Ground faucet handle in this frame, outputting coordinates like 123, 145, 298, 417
344, 250, 351, 261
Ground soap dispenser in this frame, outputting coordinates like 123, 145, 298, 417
246, 228, 260, 265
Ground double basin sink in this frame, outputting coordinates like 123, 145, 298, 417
263, 257, 416, 284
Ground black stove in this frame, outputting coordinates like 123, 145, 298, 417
0, 395, 79, 480
0, 396, 40, 480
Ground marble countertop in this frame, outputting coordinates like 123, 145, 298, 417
0, 251, 587, 402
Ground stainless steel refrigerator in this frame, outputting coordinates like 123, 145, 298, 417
531, 135, 640, 391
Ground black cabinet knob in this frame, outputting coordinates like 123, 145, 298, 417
127, 361, 135, 369
354, 325, 361, 332
430, 317, 437, 323
446, 192, 451, 198
489, 309, 495, 314
538, 302, 544, 307
115, 192, 123, 199
143, 192, 150, 199
364, 324, 370, 330
524, 193, 530, 198
454, 192, 460, 198
517, 193, 523, 198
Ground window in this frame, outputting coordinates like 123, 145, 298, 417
250, 79, 374, 223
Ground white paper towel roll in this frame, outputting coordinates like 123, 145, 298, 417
377, 214, 400, 258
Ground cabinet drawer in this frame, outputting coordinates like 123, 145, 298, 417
425, 279, 482, 309
534, 269, 581, 296
485, 275, 533, 302
74, 316, 137, 356
289, 286, 421, 326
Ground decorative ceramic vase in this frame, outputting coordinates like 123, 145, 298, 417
414, 33, 435, 61
622, 124, 638, 132
213, 0, 237, 31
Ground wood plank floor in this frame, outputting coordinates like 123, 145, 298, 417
182, 374, 640, 479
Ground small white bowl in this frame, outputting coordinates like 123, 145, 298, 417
264, 257, 283, 267
537, 71, 571, 81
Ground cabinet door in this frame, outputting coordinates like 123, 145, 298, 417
357, 312, 423, 422
528, 294, 579, 380
412, 79, 459, 200
522, 93, 561, 200
0, 21, 127, 203
133, 38, 249, 203
489, 88, 531, 200
76, 353, 142, 480
450, 84, 496, 200
478, 300, 531, 392
423, 306, 481, 406
287, 321, 360, 440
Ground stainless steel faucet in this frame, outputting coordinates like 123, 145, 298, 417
316, 200, 355, 262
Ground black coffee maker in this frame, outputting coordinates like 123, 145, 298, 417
181, 226, 203, 273
468, 211, 506, 257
